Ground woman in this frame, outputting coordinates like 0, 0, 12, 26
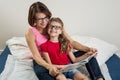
25, 1, 104, 80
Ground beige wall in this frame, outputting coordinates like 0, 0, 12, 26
0, 0, 120, 50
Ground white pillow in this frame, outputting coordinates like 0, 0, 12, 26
71, 35, 92, 45
7, 59, 38, 80
5, 37, 38, 80
71, 35, 119, 66
0, 55, 15, 80
6, 37, 33, 60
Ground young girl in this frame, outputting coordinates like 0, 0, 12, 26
26, 1, 104, 80
40, 17, 90, 80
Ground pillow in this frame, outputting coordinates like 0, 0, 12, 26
106, 54, 120, 80
71, 35, 119, 66
71, 35, 92, 45
0, 55, 15, 80
0, 46, 11, 74
5, 37, 38, 80
7, 59, 38, 80
6, 37, 33, 60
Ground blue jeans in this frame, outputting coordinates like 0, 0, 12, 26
74, 51, 105, 80
33, 60, 55, 80
33, 51, 105, 80
63, 68, 79, 79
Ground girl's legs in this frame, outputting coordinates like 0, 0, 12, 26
56, 73, 67, 80
73, 72, 88, 80
63, 68, 88, 80
73, 51, 105, 80
33, 60, 55, 80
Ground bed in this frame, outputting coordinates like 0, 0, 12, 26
0, 36, 120, 80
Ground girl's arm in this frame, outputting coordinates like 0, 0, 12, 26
63, 29, 91, 52
25, 29, 59, 76
68, 50, 92, 63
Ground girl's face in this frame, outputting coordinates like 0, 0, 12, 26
48, 21, 62, 37
34, 13, 49, 29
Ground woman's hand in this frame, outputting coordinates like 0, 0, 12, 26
48, 65, 60, 77
56, 65, 65, 70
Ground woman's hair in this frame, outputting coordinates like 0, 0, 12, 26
28, 1, 52, 26
47, 17, 70, 53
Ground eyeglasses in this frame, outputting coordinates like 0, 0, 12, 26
48, 25, 62, 30
36, 17, 49, 23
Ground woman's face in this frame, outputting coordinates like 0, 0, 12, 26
48, 21, 62, 37
34, 13, 49, 29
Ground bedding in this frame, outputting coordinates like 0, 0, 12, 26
4, 37, 38, 80
0, 55, 14, 80
0, 46, 11, 74
0, 36, 120, 80
0, 49, 38, 80
71, 35, 119, 66
106, 54, 120, 80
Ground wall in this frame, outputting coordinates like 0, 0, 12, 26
0, 0, 120, 50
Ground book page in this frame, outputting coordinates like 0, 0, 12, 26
61, 54, 94, 72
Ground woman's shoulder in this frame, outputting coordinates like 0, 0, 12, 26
26, 28, 34, 36
25, 28, 35, 41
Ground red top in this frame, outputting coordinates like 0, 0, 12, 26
40, 40, 70, 65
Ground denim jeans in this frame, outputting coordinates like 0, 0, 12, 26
73, 51, 105, 80
33, 51, 105, 80
63, 68, 79, 79
33, 60, 55, 80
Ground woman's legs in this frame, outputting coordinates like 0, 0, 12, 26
33, 60, 55, 80
86, 57, 104, 80
73, 51, 105, 80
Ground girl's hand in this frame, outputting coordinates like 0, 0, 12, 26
89, 47, 98, 53
90, 48, 98, 57
85, 51, 97, 57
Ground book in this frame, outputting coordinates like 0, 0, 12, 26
61, 54, 94, 72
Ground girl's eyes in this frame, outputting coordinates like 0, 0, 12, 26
49, 25, 62, 30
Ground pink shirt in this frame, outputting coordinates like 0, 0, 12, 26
30, 27, 47, 56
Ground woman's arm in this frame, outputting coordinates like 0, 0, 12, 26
25, 29, 50, 68
63, 29, 91, 52
43, 52, 52, 64
43, 52, 65, 69
25, 29, 59, 76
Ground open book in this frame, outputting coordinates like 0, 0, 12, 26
61, 54, 95, 72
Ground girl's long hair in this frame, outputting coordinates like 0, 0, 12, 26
47, 17, 70, 53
